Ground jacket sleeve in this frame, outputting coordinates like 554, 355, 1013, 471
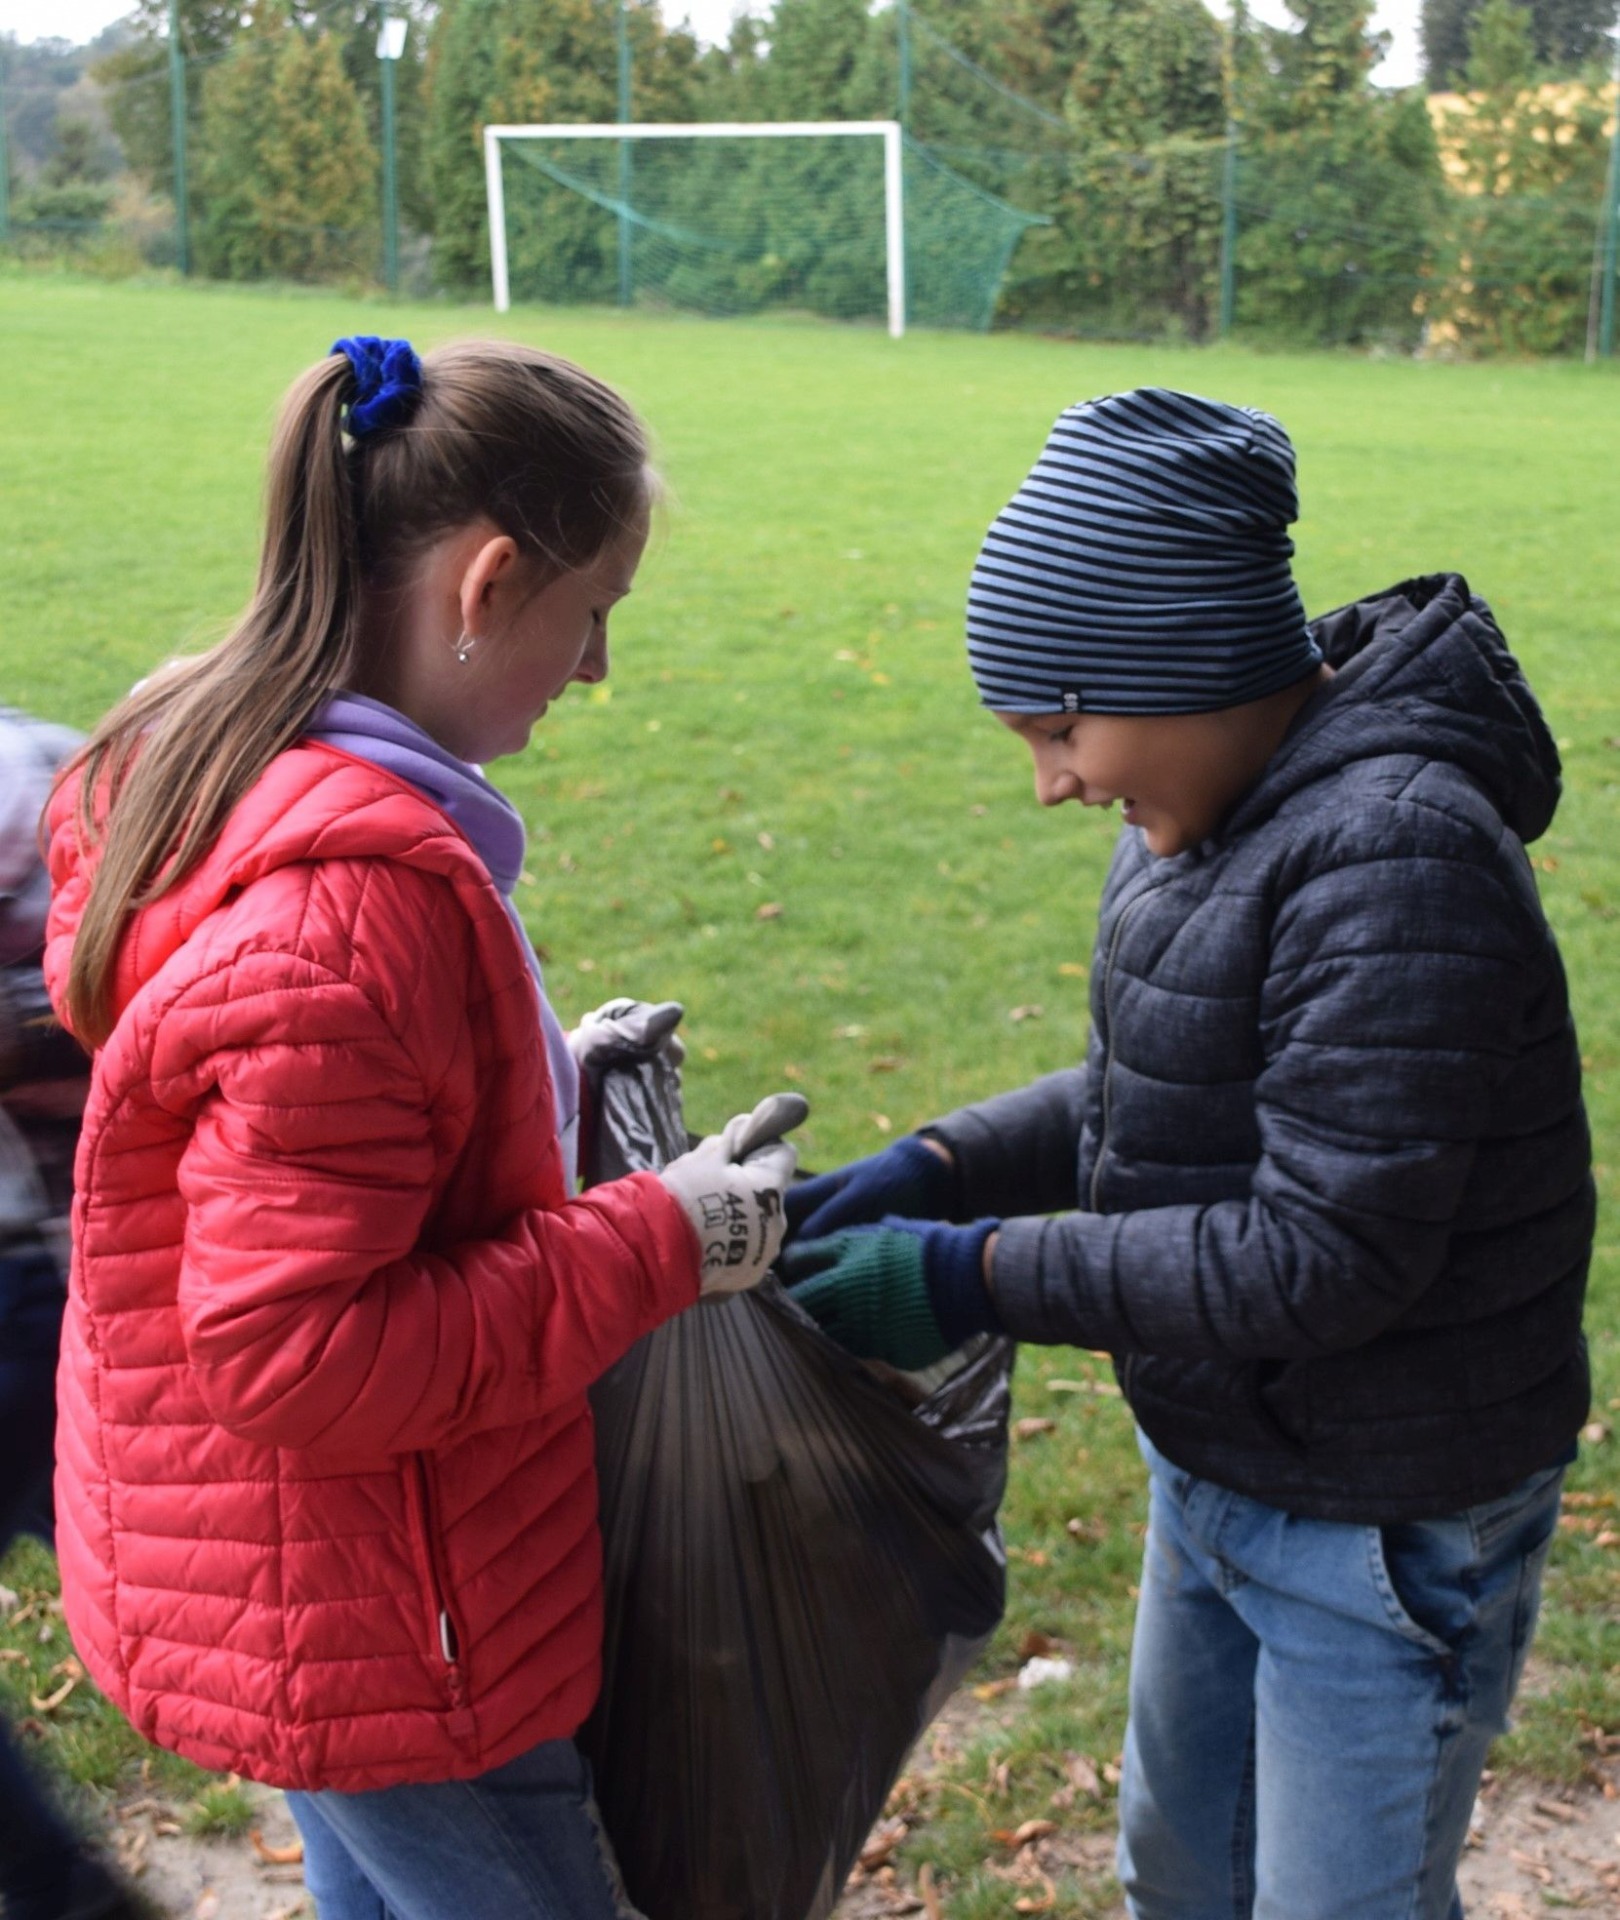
164, 950, 700, 1457
923, 1068, 1086, 1219
990, 807, 1544, 1358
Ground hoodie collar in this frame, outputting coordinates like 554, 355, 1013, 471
1221, 573, 1561, 846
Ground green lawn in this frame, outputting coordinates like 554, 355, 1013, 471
1, 271, 1617, 1915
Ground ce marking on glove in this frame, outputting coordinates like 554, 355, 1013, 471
697, 1186, 782, 1272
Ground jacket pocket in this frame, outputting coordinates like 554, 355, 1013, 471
405, 1456, 473, 1724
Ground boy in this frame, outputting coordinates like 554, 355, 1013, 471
782, 389, 1592, 1919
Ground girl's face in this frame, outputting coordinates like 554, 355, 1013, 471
377, 512, 649, 765
998, 705, 1278, 857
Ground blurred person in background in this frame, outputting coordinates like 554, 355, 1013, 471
0, 709, 153, 1920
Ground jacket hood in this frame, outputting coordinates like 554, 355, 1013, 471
1226, 573, 1561, 846
45, 742, 492, 1038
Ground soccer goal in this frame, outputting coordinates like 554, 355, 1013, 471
484, 120, 1013, 337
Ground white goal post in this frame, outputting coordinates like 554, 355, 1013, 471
483, 120, 908, 337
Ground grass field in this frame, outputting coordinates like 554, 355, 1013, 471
1, 271, 1618, 1917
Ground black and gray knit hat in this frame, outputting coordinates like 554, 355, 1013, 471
966, 387, 1321, 715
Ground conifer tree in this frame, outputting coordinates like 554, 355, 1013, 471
194, 3, 378, 281
1002, 0, 1226, 335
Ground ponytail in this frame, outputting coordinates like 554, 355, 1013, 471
62, 356, 366, 1047
60, 337, 652, 1050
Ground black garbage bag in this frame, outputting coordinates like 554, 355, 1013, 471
580, 1014, 1014, 1920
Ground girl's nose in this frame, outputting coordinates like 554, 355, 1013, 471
574, 631, 610, 686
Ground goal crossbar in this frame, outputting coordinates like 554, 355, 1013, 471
483, 121, 907, 336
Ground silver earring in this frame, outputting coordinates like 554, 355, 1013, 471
453, 631, 477, 665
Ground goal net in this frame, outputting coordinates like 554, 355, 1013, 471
483, 121, 1041, 334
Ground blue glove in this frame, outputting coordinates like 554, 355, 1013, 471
785, 1134, 957, 1243
778, 1216, 1002, 1371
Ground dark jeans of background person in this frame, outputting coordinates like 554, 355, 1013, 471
0, 1240, 90, 1920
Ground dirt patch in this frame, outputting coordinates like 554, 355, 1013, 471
106, 1781, 306, 1920
94, 1729, 1620, 1917
1456, 1760, 1620, 1916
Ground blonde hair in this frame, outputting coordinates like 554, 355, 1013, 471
62, 339, 651, 1048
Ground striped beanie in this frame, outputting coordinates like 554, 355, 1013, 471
966, 388, 1321, 715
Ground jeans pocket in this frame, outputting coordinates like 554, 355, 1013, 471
1365, 1522, 1463, 1656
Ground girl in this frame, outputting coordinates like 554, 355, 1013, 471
45, 335, 796, 1920
782, 389, 1591, 1919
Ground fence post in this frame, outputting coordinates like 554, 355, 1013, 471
1219, 120, 1238, 339
1600, 48, 1620, 358
616, 0, 632, 307
168, 0, 189, 273
378, 6, 404, 293
0, 42, 11, 244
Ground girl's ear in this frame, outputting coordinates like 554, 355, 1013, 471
457, 533, 522, 638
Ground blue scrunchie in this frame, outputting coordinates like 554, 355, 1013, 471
331, 334, 422, 439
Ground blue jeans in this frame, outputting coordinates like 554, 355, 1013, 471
1117, 1433, 1564, 1920
287, 1738, 642, 1920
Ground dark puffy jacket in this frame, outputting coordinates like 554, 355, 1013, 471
929, 575, 1592, 1523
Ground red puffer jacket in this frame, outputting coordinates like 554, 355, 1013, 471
44, 744, 701, 1792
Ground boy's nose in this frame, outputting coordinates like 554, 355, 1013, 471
1034, 765, 1080, 807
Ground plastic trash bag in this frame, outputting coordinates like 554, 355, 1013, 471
580, 1011, 1014, 1920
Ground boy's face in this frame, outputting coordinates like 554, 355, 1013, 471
997, 706, 1269, 858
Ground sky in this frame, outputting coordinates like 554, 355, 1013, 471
0, 0, 1427, 89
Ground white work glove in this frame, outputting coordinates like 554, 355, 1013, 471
568, 998, 686, 1070
658, 1092, 809, 1297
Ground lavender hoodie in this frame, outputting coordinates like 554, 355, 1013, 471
307, 692, 581, 1185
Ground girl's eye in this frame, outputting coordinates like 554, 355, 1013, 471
1046, 727, 1073, 746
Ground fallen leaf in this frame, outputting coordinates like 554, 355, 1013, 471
113, 1827, 149, 1875
755, 901, 784, 921
0, 1648, 25, 1665
153, 1820, 181, 1837
1065, 1753, 1102, 1797
872, 1113, 893, 1133
1013, 1819, 1057, 1846
919, 1860, 943, 1920
1014, 1872, 1059, 1912
1018, 1629, 1062, 1660
1066, 1516, 1107, 1544
251, 1830, 305, 1866
1007, 1546, 1050, 1567
1012, 1417, 1057, 1442
1057, 962, 1087, 977
1008, 1004, 1044, 1023
1582, 1420, 1611, 1445
30, 1657, 83, 1715
971, 1677, 1017, 1701
757, 832, 775, 850
868, 1055, 903, 1073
